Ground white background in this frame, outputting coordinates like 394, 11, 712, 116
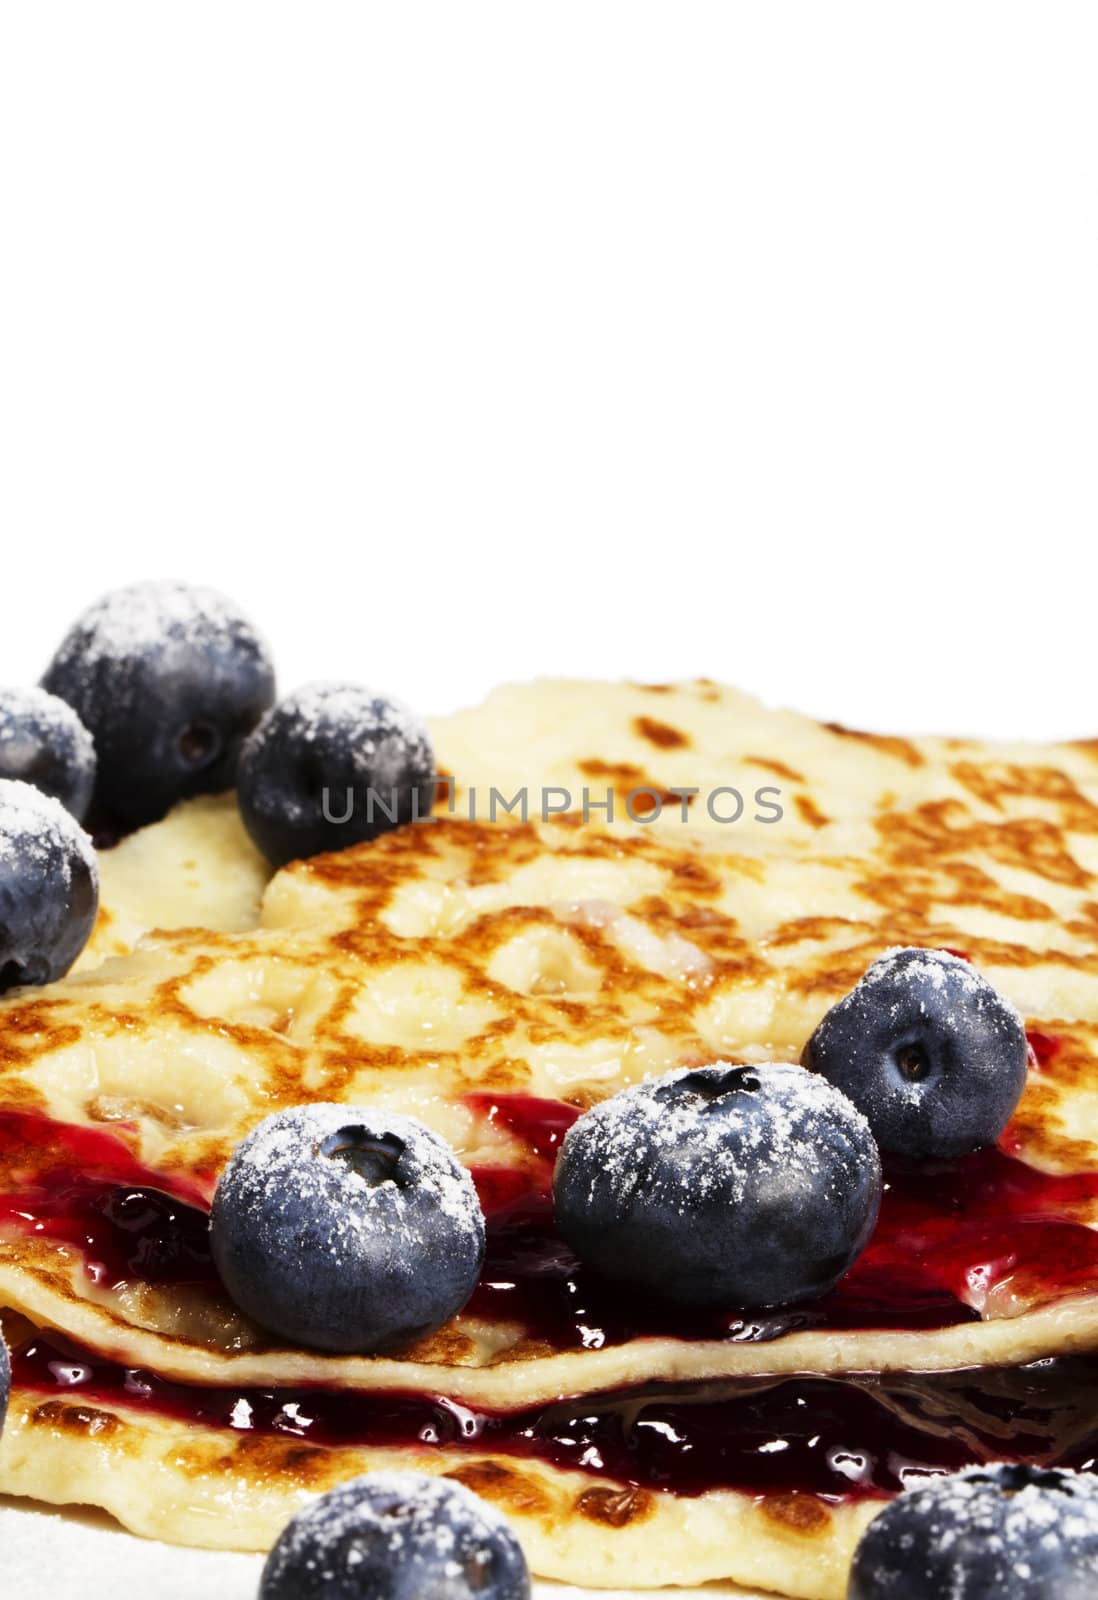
0, 7, 1096, 1598
2, 4, 1097, 741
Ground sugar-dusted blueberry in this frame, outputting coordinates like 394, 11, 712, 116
0, 686, 96, 820
849, 1463, 1098, 1598
553, 1061, 882, 1310
210, 1104, 485, 1353
0, 779, 98, 993
236, 682, 436, 868
41, 580, 276, 827
802, 947, 1028, 1159
260, 1472, 530, 1600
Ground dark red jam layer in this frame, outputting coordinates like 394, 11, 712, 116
14, 1326, 1098, 1501
6, 1056, 1098, 1501
461, 1082, 1098, 1347
0, 1111, 213, 1291
4, 1072, 1098, 1350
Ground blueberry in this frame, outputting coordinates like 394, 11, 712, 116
0, 687, 96, 820
260, 1472, 530, 1600
237, 683, 435, 868
848, 1464, 1098, 1599
553, 1061, 882, 1310
0, 779, 99, 993
802, 947, 1028, 1159
210, 1104, 485, 1353
41, 580, 276, 827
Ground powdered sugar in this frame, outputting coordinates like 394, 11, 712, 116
854, 1464, 1098, 1594
216, 1102, 483, 1253
43, 580, 270, 673
0, 687, 95, 766
561, 1060, 877, 1216
0, 778, 98, 888
262, 1472, 528, 1597
860, 945, 1024, 1025
209, 1102, 486, 1350
0, 686, 96, 819
264, 681, 433, 766
553, 1059, 882, 1309
804, 945, 1029, 1161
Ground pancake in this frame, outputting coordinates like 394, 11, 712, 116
3, 679, 1098, 1598
435, 677, 1098, 852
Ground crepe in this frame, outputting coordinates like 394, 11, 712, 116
3, 679, 1098, 1599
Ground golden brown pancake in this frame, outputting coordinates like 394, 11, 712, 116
5, 679, 1098, 1599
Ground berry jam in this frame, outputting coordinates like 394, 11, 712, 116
13, 1326, 1098, 1500
462, 1078, 1098, 1348
1027, 1030, 1063, 1070
0, 1110, 216, 1291
5, 1075, 1098, 1502
3, 1075, 1098, 1347
465, 1092, 578, 1164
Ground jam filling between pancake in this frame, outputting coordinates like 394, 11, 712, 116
11, 1328, 1098, 1502
3, 1066, 1098, 1501
7, 1082, 1098, 1349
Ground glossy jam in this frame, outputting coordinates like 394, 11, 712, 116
463, 1074, 1098, 1348
4, 1074, 1098, 1348
1028, 1030, 1063, 1070
6, 1065, 1098, 1501
0, 1109, 211, 1205
14, 1326, 1098, 1500
0, 1110, 216, 1291
465, 1092, 578, 1165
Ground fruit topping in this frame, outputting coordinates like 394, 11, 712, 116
210, 1104, 485, 1353
553, 1061, 882, 1310
260, 1471, 530, 1600
237, 681, 435, 867
42, 579, 275, 827
0, 686, 96, 819
0, 779, 98, 992
849, 1463, 1098, 1598
803, 947, 1028, 1158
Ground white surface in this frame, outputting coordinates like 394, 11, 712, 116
1, 3, 1097, 743
1, 4, 1097, 1597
